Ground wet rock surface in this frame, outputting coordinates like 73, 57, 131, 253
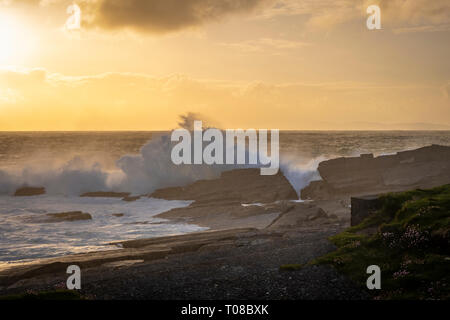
14, 186, 46, 196
80, 192, 130, 198
44, 211, 92, 223
22, 211, 93, 223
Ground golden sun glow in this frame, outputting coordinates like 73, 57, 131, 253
0, 14, 17, 61
0, 13, 34, 63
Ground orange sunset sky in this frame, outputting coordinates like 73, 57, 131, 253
0, 0, 449, 130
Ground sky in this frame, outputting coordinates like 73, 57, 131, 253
0, 0, 449, 130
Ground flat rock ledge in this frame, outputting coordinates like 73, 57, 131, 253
80, 192, 130, 198
44, 211, 92, 223
301, 144, 450, 200
23, 211, 93, 224
14, 186, 46, 196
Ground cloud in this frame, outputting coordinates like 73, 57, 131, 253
5, 0, 450, 33
1, 67, 449, 130
380, 0, 450, 25
393, 24, 450, 34
442, 82, 450, 99
258, 0, 450, 32
254, 0, 360, 29
218, 37, 310, 53
83, 0, 272, 33
3, 0, 273, 33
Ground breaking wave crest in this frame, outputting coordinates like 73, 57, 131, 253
0, 132, 321, 197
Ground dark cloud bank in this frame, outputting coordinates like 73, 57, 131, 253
86, 0, 270, 33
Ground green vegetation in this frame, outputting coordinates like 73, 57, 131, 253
0, 290, 82, 300
279, 263, 304, 271
313, 184, 450, 300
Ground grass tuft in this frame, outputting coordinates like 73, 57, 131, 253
279, 264, 304, 271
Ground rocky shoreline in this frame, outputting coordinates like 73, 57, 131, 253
150, 169, 347, 230
1, 145, 449, 299
0, 169, 351, 299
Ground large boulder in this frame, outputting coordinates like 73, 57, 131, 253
150, 168, 298, 204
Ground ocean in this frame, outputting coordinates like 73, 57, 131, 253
1, 131, 450, 264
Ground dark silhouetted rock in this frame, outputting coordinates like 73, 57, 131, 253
112, 213, 124, 217
14, 187, 46, 197
301, 145, 450, 200
45, 211, 92, 223
350, 195, 382, 226
80, 192, 130, 198
122, 195, 141, 202
151, 169, 299, 229
150, 168, 298, 204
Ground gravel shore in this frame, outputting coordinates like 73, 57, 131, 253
1, 225, 368, 300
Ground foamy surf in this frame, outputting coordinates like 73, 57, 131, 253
0, 195, 203, 263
